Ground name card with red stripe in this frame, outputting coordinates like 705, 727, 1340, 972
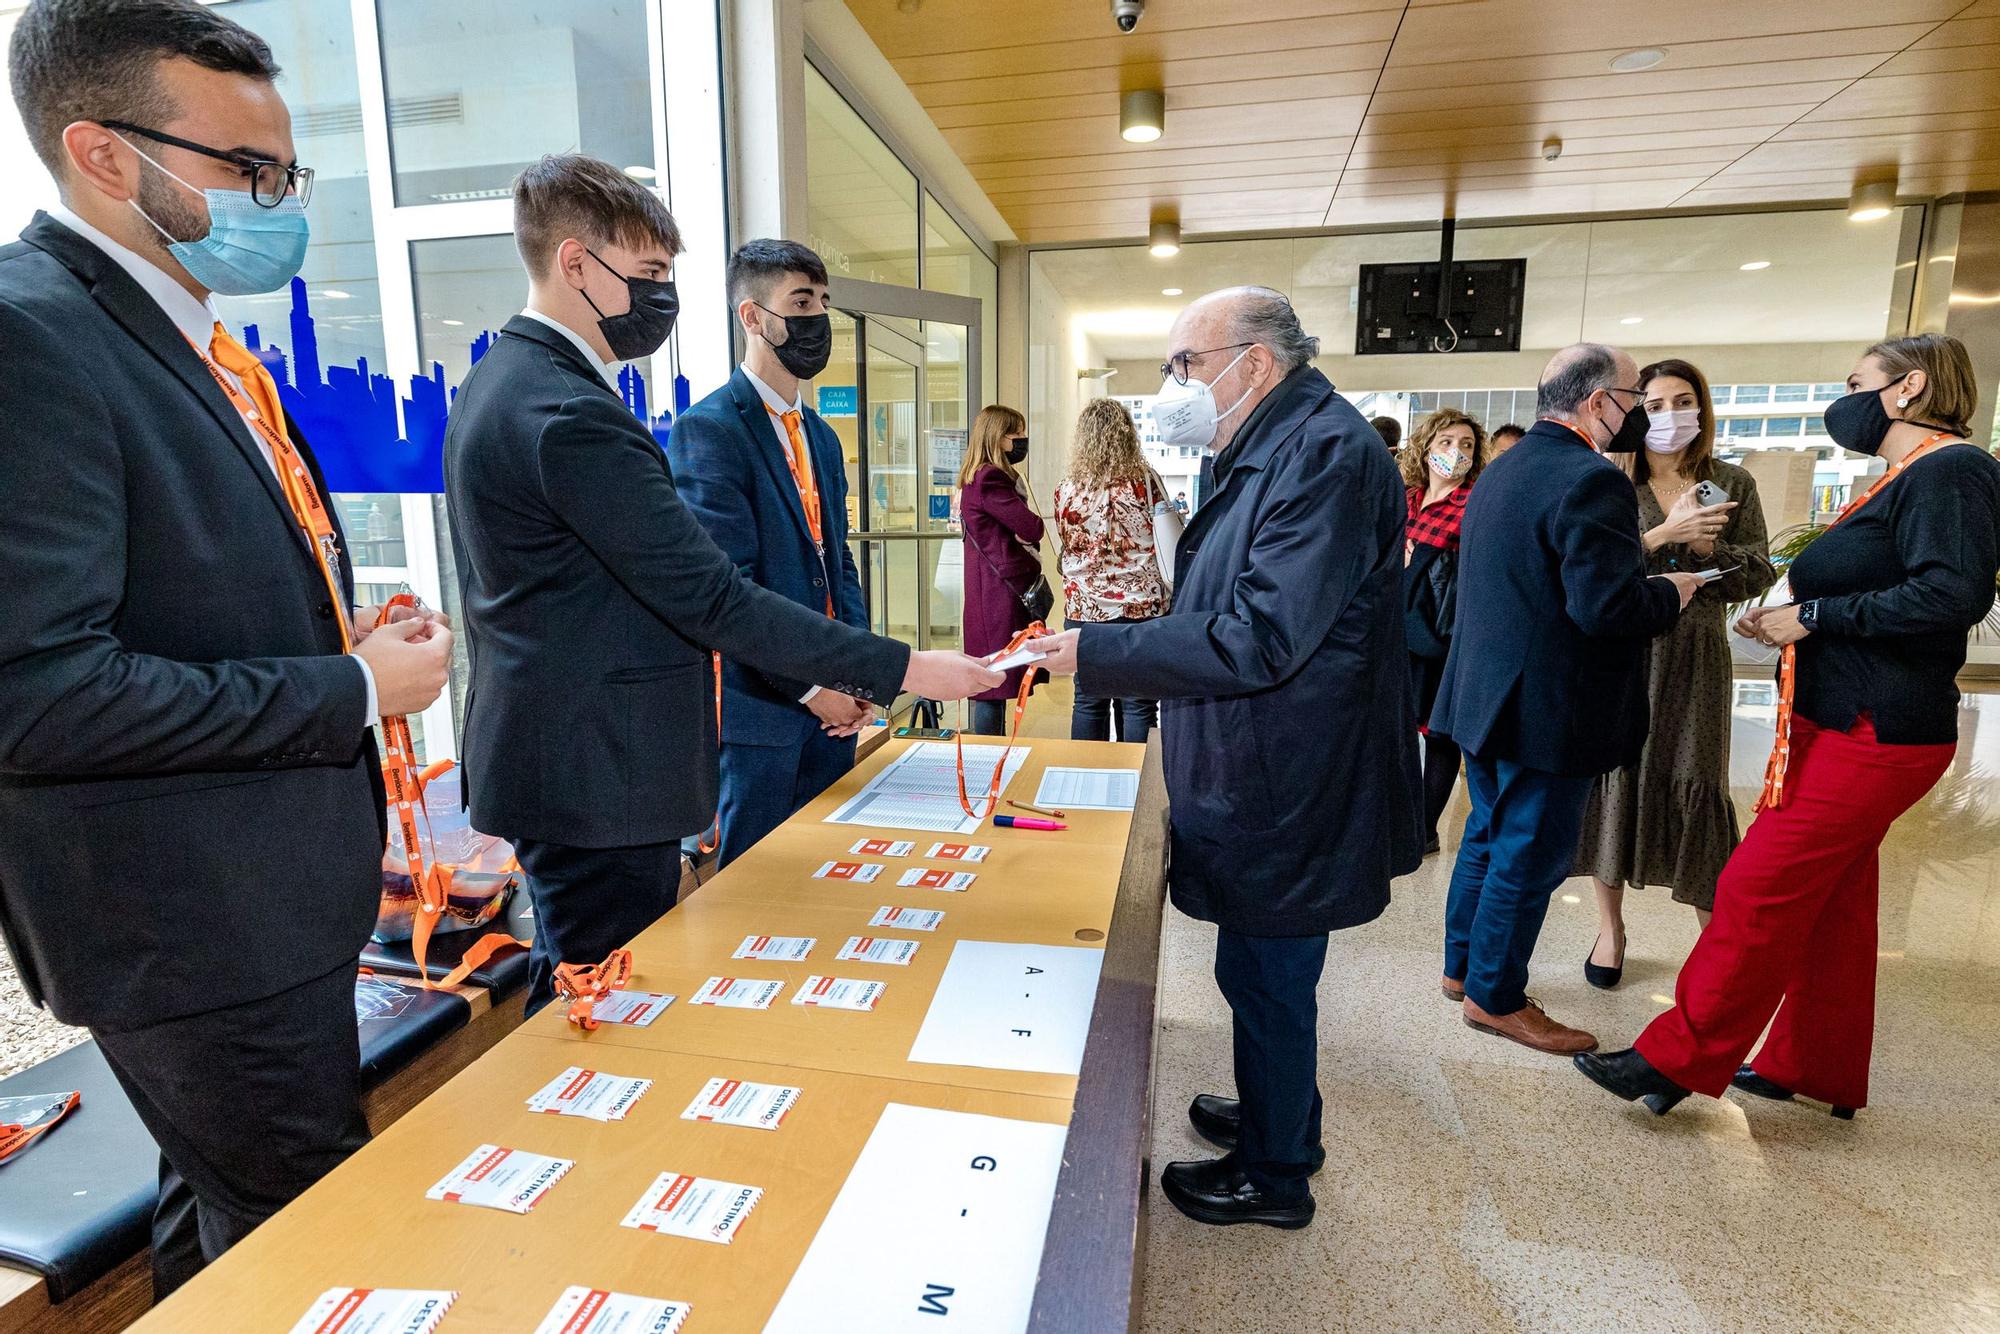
868, 905, 945, 932
621, 1171, 762, 1244
689, 977, 784, 1010
679, 1076, 800, 1131
836, 936, 919, 966
532, 1286, 690, 1334
425, 1144, 573, 1214
287, 1288, 456, 1334
732, 934, 817, 961
791, 975, 885, 1011
526, 1067, 652, 1122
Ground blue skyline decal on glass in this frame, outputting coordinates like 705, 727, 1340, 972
242, 277, 677, 493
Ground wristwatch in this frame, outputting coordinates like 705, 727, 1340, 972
1796, 599, 1820, 633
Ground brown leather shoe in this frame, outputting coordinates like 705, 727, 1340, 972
1462, 996, 1598, 1054
1441, 975, 1465, 1002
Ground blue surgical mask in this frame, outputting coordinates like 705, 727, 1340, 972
122, 137, 310, 295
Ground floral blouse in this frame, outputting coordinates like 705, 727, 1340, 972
1052, 475, 1171, 622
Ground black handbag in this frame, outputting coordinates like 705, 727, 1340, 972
969, 527, 1055, 622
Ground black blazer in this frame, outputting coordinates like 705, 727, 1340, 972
0, 214, 383, 1030
1428, 420, 1681, 775
443, 317, 909, 849
1077, 367, 1423, 936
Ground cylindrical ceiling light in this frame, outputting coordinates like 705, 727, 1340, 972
1121, 89, 1165, 143
1149, 220, 1181, 258
1849, 179, 1895, 222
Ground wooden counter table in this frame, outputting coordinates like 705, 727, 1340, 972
130, 736, 1169, 1334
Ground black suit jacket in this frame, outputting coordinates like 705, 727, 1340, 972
1428, 420, 1681, 775
442, 317, 909, 849
0, 213, 383, 1030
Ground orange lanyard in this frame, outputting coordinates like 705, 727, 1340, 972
185, 338, 354, 651
373, 594, 436, 937
956, 621, 1047, 818
1544, 418, 1598, 451
1757, 433, 1956, 811
0, 1090, 80, 1164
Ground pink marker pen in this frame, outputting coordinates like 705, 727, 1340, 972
994, 815, 1067, 832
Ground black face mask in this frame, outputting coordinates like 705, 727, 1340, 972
1007, 436, 1029, 465
1599, 397, 1650, 454
1821, 384, 1943, 457
756, 304, 834, 380
582, 248, 678, 360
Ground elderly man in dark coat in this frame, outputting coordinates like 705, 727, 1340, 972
1030, 287, 1422, 1229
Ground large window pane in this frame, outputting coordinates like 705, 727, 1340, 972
377, 1, 653, 206
805, 64, 918, 288
925, 193, 998, 408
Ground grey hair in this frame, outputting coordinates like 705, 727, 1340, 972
1536, 343, 1620, 417
1223, 286, 1320, 372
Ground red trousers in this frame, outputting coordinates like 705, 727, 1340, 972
1636, 715, 1952, 1108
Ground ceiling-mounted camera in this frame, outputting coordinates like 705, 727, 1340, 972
1112, 0, 1144, 33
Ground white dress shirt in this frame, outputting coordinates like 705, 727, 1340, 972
519, 307, 618, 389
740, 364, 828, 706
47, 206, 379, 721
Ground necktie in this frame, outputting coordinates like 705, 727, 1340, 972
200, 322, 353, 650
769, 404, 833, 616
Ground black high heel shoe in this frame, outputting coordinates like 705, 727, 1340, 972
1573, 1048, 1690, 1115
1583, 934, 1624, 990
1730, 1065, 1857, 1119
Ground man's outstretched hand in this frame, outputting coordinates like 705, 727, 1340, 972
1023, 628, 1080, 676
903, 650, 1005, 700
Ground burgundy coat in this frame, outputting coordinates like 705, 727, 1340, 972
960, 464, 1046, 701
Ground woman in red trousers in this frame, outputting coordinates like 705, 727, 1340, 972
1574, 333, 2000, 1119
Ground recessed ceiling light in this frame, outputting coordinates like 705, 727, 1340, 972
317, 288, 352, 300
441, 319, 465, 327
1739, 260, 1771, 271
1149, 220, 1181, 258
1849, 179, 1895, 221
1620, 316, 1644, 325
1161, 287, 1182, 296
623, 164, 657, 181
1121, 89, 1165, 144
1610, 48, 1666, 72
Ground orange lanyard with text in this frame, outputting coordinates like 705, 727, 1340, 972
1756, 433, 1956, 811
184, 338, 354, 651
956, 621, 1047, 819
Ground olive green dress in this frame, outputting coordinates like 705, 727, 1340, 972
1574, 459, 1776, 909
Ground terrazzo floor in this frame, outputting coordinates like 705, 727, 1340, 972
1137, 682, 2000, 1333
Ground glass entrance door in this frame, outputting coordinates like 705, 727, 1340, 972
823, 278, 983, 673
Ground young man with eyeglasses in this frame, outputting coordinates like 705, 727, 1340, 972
0, 0, 452, 1294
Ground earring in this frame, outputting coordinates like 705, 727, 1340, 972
1896, 397, 1910, 408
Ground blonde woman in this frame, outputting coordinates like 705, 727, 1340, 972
959, 404, 1045, 735
1052, 399, 1170, 742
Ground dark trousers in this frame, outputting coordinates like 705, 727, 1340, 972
1638, 717, 1951, 1107
968, 698, 1008, 737
1071, 692, 1157, 743
1421, 732, 1462, 841
1442, 752, 1593, 1014
512, 838, 682, 1016
716, 729, 856, 869
93, 958, 370, 1300
1066, 617, 1157, 743
1213, 928, 1329, 1203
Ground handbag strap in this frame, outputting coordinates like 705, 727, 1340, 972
966, 519, 1040, 607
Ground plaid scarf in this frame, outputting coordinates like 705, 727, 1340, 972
1406, 483, 1471, 552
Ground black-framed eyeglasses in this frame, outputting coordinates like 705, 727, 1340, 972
1160, 342, 1252, 386
102, 120, 314, 208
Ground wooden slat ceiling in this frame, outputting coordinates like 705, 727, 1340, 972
843, 0, 2000, 243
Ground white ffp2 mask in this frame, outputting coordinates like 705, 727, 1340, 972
1154, 346, 1255, 450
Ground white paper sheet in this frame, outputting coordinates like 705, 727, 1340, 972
1032, 766, 1140, 811
907, 941, 1104, 1074
762, 1104, 1068, 1334
824, 742, 1029, 834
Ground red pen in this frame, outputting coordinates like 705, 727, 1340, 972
994, 815, 1066, 831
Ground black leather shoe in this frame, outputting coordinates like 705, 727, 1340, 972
1731, 1065, 1857, 1119
1160, 1157, 1314, 1229
1186, 1096, 1326, 1173
1573, 1047, 1690, 1116
1583, 934, 1624, 990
